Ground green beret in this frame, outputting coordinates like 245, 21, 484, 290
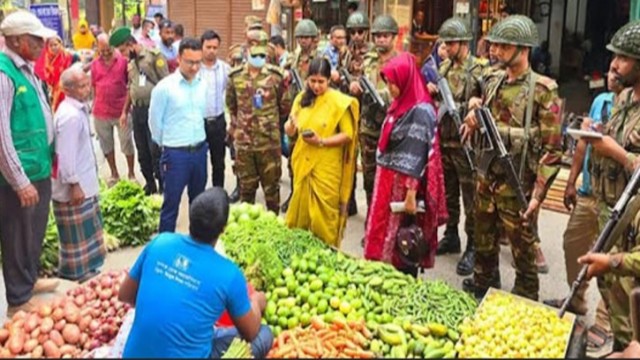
109, 27, 132, 47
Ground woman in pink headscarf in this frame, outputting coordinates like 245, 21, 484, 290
364, 52, 447, 276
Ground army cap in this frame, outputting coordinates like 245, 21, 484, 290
250, 44, 267, 56
109, 26, 132, 47
346, 11, 369, 29
371, 14, 399, 34
245, 15, 263, 30
295, 19, 319, 37
438, 17, 472, 42
607, 21, 640, 60
228, 44, 243, 60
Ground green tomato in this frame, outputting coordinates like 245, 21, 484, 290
317, 299, 329, 314
307, 293, 319, 307
300, 313, 312, 327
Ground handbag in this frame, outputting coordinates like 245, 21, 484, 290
395, 214, 429, 268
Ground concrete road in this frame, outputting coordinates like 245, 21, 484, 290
0, 142, 603, 330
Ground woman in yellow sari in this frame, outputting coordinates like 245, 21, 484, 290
284, 58, 359, 247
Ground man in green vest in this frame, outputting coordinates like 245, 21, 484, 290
0, 11, 60, 317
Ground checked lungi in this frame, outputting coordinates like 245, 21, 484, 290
52, 196, 106, 280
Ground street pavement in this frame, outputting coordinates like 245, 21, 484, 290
0, 142, 602, 329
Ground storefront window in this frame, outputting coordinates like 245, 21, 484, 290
372, 0, 412, 51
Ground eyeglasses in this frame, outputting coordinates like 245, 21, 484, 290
181, 59, 201, 67
349, 29, 365, 35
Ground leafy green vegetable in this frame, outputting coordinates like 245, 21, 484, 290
100, 180, 160, 247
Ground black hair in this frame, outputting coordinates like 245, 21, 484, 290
201, 29, 221, 44
179, 37, 202, 55
174, 24, 184, 37
270, 35, 286, 49
300, 57, 332, 108
159, 19, 173, 30
154, 12, 164, 20
348, 2, 358, 11
189, 188, 229, 244
125, 35, 137, 45
330, 25, 346, 35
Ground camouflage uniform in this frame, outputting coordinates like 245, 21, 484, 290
590, 21, 640, 349
469, 16, 563, 301
345, 41, 374, 78
438, 55, 486, 243
226, 61, 290, 212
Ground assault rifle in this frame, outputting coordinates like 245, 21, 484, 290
475, 107, 531, 215
437, 76, 476, 172
339, 69, 385, 109
559, 166, 640, 317
290, 69, 303, 95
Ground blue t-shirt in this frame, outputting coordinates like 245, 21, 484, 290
122, 233, 251, 358
580, 92, 614, 195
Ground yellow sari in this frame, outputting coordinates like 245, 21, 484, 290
285, 89, 360, 247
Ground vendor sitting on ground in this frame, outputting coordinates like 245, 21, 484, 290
117, 187, 273, 358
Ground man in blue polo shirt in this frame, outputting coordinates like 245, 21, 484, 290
118, 188, 273, 358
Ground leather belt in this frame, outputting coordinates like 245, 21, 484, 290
163, 141, 206, 153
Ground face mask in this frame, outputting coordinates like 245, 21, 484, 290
248, 55, 266, 68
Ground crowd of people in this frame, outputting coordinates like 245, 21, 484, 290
2, 4, 640, 358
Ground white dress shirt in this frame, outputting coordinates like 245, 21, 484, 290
200, 59, 231, 118
52, 97, 100, 202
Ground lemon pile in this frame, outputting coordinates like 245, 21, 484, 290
455, 292, 573, 358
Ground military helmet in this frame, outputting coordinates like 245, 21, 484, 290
346, 11, 369, 29
294, 19, 319, 37
485, 15, 538, 47
438, 17, 472, 42
607, 21, 640, 60
370, 14, 399, 35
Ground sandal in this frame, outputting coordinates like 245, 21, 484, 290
106, 176, 120, 187
586, 324, 614, 355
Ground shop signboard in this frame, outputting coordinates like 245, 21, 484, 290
30, 4, 64, 40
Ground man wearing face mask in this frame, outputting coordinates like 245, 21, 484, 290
227, 42, 289, 213
281, 19, 321, 213
428, 17, 487, 277
460, 15, 563, 301
350, 14, 398, 233
0, 10, 60, 316
111, 27, 169, 195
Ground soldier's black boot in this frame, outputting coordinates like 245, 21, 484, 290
462, 270, 501, 301
436, 226, 461, 255
456, 239, 475, 276
229, 178, 240, 203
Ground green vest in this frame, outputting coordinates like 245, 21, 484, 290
0, 53, 51, 186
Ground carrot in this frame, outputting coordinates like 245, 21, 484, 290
356, 350, 377, 359
331, 338, 348, 349
343, 348, 360, 357
320, 332, 337, 342
333, 318, 348, 330
315, 328, 331, 339
360, 326, 373, 339
311, 316, 326, 330
347, 320, 363, 331
302, 345, 320, 358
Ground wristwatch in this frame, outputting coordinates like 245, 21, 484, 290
609, 253, 623, 271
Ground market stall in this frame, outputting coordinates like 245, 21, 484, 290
0, 200, 586, 358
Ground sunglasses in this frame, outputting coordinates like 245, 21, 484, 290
251, 54, 267, 59
350, 29, 365, 35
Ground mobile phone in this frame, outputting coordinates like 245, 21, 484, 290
301, 130, 315, 138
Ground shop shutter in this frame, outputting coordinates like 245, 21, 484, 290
168, 0, 196, 36
230, 1, 268, 53
195, 0, 232, 58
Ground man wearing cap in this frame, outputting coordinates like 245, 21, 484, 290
156, 20, 179, 73
0, 10, 60, 316
111, 27, 169, 195
226, 42, 288, 213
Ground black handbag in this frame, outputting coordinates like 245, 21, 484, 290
395, 215, 429, 268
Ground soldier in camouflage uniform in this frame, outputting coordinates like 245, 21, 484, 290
281, 19, 321, 213
348, 14, 398, 219
110, 27, 169, 195
226, 43, 289, 213
578, 20, 640, 351
430, 18, 487, 276
460, 15, 563, 301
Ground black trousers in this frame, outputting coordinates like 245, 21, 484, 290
132, 105, 162, 188
205, 114, 227, 187
0, 179, 51, 306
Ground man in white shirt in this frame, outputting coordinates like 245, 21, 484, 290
200, 30, 232, 190
52, 65, 106, 281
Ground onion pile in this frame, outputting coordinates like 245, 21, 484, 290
0, 270, 130, 358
